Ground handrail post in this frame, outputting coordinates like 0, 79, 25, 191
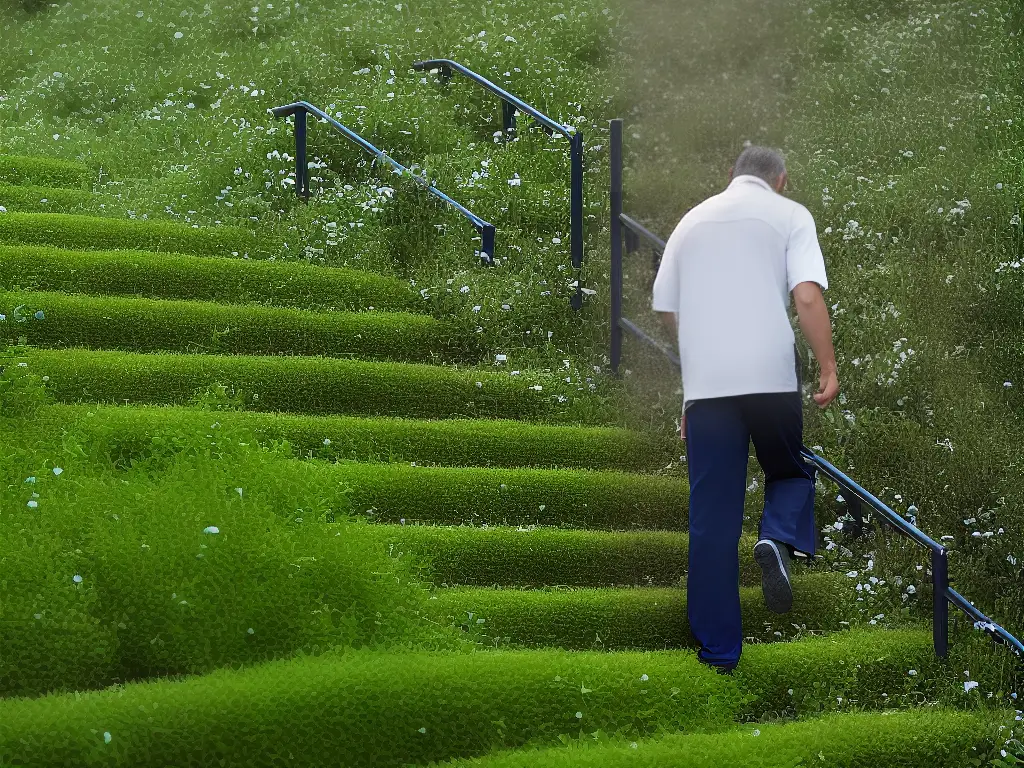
570, 129, 584, 272
569, 129, 585, 311
294, 106, 309, 201
502, 101, 517, 138
480, 224, 496, 266
610, 119, 624, 374
842, 488, 864, 538
933, 548, 950, 658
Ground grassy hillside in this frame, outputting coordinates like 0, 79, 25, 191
0, 0, 617, 368
0, 0, 1021, 764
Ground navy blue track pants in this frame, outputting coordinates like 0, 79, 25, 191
684, 391, 817, 668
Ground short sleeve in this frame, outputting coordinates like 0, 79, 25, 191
786, 205, 828, 292
652, 230, 682, 313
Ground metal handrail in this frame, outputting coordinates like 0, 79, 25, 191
607, 116, 1024, 662
413, 59, 585, 309
270, 101, 496, 265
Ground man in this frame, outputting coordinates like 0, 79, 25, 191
652, 146, 839, 673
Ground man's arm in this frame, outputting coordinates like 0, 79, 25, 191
792, 281, 839, 407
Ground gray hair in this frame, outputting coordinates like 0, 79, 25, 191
733, 146, 786, 186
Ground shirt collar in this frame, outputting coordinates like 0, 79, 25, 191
728, 174, 775, 193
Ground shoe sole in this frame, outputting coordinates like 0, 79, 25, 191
754, 540, 794, 614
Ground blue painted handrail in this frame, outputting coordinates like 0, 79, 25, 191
413, 59, 585, 309
270, 101, 496, 265
607, 116, 1024, 662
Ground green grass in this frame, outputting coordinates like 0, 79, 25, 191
0, 183, 95, 213
1, 0, 1021, 762
40, 404, 673, 471
0, 291, 462, 362
427, 574, 855, 651
24, 348, 614, 422
0, 629, 977, 768
374, 525, 757, 588
0, 440, 458, 699
0, 243, 420, 311
451, 710, 992, 768
0, 154, 91, 188
326, 462, 687, 529
0, 212, 276, 257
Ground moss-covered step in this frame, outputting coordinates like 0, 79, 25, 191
0, 291, 463, 363
0, 154, 91, 188
24, 348, 616, 423
0, 184, 95, 213
0, 244, 418, 312
40, 404, 674, 472
452, 710, 991, 768
374, 525, 759, 587
327, 462, 687, 529
427, 574, 855, 650
0, 212, 276, 257
0, 628, 966, 768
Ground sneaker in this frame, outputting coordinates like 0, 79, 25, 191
753, 539, 794, 614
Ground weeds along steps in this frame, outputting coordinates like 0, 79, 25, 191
428, 574, 855, 651
0, 211, 277, 257
0, 244, 420, 312
0, 154, 92, 188
40, 404, 674, 471
0, 629, 994, 767
23, 348, 613, 422
372, 525, 749, 588
0, 184, 97, 214
451, 710, 991, 768
0, 291, 465, 363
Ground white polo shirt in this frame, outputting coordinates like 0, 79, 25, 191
652, 175, 828, 405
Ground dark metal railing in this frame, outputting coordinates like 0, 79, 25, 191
271, 101, 496, 265
608, 116, 1024, 662
413, 59, 585, 309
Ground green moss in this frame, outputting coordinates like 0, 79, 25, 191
374, 525, 758, 588
0, 445, 448, 699
736, 627, 948, 718
0, 244, 418, 311
0, 649, 733, 767
25, 348, 613, 423
0, 629, 980, 768
0, 291, 461, 362
0, 212, 274, 257
324, 462, 687, 529
452, 710, 991, 768
427, 574, 856, 650
0, 184, 95, 213
43, 404, 673, 472
0, 155, 92, 188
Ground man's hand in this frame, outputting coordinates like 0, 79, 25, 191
792, 281, 839, 409
814, 368, 840, 408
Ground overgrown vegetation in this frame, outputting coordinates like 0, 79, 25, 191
1, 0, 1022, 763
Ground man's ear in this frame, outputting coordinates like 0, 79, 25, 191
775, 171, 788, 193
